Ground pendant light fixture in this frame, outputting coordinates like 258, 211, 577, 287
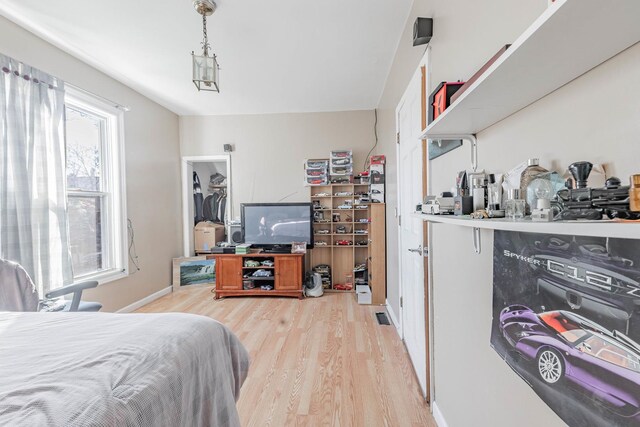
192, 0, 220, 92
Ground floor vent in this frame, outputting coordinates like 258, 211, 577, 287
375, 312, 391, 325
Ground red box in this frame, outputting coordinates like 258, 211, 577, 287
369, 155, 386, 165
428, 81, 464, 123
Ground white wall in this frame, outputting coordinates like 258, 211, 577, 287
375, 0, 546, 327
376, 1, 640, 426
430, 38, 640, 427
0, 15, 182, 312
375, 0, 429, 316
431, 227, 565, 426
180, 111, 377, 215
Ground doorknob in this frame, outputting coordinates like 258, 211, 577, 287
408, 245, 423, 254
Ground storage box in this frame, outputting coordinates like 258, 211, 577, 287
306, 159, 329, 169
370, 184, 385, 203
305, 159, 330, 186
330, 150, 352, 159
428, 81, 465, 123
355, 284, 372, 305
330, 165, 353, 176
370, 164, 385, 184
194, 221, 225, 252
369, 155, 386, 165
306, 176, 329, 186
331, 157, 352, 167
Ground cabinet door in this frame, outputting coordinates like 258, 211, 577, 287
275, 256, 301, 290
217, 257, 243, 290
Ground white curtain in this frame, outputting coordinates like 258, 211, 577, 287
0, 53, 73, 294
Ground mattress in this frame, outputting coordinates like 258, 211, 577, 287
0, 311, 249, 427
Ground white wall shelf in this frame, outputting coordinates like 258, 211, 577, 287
412, 213, 640, 239
421, 0, 640, 138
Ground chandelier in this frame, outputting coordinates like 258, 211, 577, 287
192, 0, 220, 92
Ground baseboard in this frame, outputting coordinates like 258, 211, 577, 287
432, 401, 449, 427
385, 299, 401, 335
117, 286, 172, 313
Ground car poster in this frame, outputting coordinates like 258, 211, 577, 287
491, 230, 640, 427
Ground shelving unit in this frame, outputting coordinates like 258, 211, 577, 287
421, 0, 640, 139
413, 213, 640, 239
310, 183, 386, 304
208, 253, 303, 299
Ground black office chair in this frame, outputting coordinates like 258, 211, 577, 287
0, 258, 102, 312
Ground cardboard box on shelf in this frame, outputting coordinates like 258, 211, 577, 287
194, 221, 225, 252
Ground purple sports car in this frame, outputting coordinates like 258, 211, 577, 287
499, 305, 640, 420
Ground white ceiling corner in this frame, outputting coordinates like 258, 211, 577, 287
0, 0, 413, 116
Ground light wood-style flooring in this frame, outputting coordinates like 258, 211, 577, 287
138, 288, 436, 427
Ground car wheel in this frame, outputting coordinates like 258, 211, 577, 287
537, 349, 564, 384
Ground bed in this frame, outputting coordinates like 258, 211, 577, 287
0, 311, 249, 427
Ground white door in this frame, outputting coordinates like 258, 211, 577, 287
396, 66, 427, 396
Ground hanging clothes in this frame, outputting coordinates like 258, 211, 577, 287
217, 194, 226, 224
202, 171, 227, 224
193, 171, 204, 225
202, 194, 215, 222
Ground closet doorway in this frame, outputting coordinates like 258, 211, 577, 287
181, 155, 232, 257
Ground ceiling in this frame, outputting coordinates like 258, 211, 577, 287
0, 0, 413, 116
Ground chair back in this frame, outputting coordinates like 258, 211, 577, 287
0, 259, 39, 312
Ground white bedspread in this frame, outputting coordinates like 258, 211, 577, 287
0, 311, 249, 427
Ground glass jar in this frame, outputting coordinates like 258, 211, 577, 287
506, 188, 526, 220
520, 158, 548, 214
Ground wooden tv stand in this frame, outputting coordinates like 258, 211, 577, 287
207, 253, 304, 299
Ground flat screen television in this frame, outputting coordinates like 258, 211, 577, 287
241, 203, 314, 250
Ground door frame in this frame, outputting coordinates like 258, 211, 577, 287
395, 47, 431, 401
181, 154, 232, 257
394, 103, 405, 338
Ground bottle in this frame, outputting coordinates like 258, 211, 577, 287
506, 188, 525, 220
631, 175, 640, 212
487, 174, 502, 210
472, 177, 486, 212
520, 158, 548, 214
487, 174, 505, 218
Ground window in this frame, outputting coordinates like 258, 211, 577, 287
65, 87, 127, 283
578, 334, 640, 373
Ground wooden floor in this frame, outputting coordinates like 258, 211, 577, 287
138, 288, 436, 427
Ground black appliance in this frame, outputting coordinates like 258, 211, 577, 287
241, 203, 314, 251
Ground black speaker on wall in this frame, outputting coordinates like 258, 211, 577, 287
413, 17, 433, 46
